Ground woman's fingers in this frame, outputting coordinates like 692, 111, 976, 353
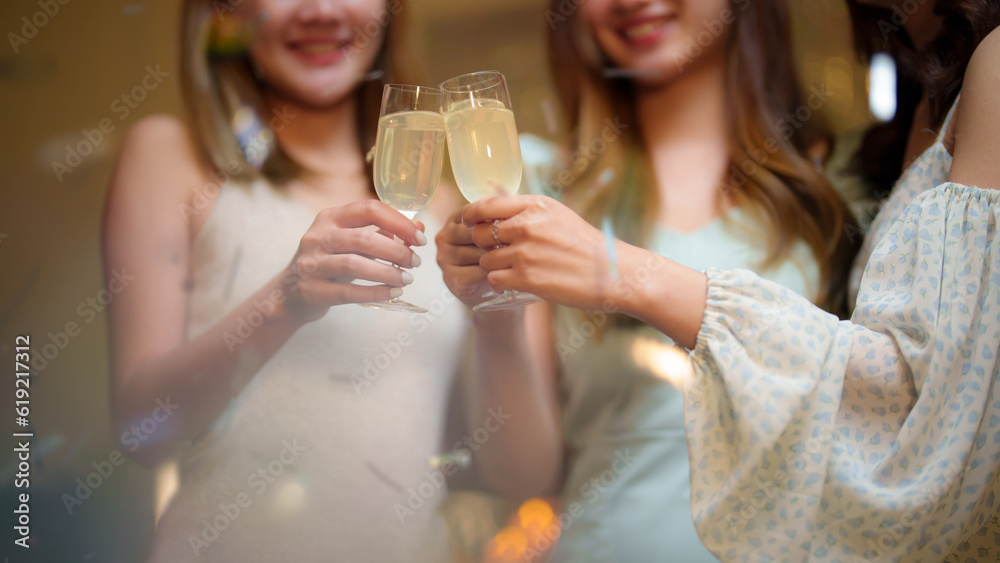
299, 252, 413, 287
437, 242, 484, 268
309, 227, 420, 268
443, 265, 491, 301
478, 245, 518, 273
323, 199, 427, 247
471, 219, 511, 249
436, 212, 475, 246
461, 195, 543, 227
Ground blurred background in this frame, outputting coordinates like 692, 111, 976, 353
0, 0, 872, 561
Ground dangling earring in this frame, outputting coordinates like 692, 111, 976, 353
232, 105, 270, 169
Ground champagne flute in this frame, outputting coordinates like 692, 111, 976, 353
439, 71, 542, 312
359, 84, 445, 313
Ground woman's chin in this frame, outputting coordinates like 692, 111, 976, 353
267, 78, 361, 110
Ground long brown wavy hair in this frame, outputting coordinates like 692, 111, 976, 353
178, 0, 410, 186
547, 0, 859, 313
848, 0, 1000, 198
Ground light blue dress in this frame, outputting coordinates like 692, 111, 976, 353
687, 96, 1000, 561
519, 136, 820, 562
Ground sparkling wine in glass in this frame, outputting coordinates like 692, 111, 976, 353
360, 84, 445, 313
439, 71, 542, 312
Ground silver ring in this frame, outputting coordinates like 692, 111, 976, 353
491, 219, 503, 246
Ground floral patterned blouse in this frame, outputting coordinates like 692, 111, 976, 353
686, 96, 1000, 562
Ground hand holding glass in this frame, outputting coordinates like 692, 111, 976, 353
360, 84, 445, 313
439, 71, 542, 312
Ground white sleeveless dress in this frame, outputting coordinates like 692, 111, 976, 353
145, 180, 468, 562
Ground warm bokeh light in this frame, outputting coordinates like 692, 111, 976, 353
480, 497, 560, 563
517, 498, 555, 530
485, 526, 530, 560
631, 337, 693, 389
153, 460, 179, 526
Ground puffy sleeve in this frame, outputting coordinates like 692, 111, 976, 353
685, 183, 1000, 562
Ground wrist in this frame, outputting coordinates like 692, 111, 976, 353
272, 268, 324, 327
610, 244, 666, 319
614, 247, 707, 349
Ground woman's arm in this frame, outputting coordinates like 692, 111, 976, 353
947, 26, 1000, 191
464, 27, 1000, 353
436, 212, 563, 499
105, 115, 425, 466
458, 29, 1000, 560
462, 196, 707, 348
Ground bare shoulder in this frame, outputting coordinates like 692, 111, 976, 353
106, 114, 223, 238
947, 26, 1000, 190
112, 114, 210, 196
963, 26, 1000, 96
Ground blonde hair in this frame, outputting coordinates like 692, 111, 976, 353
177, 0, 408, 185
548, 0, 859, 313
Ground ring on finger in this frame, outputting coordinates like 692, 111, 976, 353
491, 219, 503, 247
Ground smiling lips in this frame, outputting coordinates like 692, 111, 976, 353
618, 16, 674, 46
289, 38, 351, 64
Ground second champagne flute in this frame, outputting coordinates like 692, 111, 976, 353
359, 84, 445, 313
439, 70, 542, 312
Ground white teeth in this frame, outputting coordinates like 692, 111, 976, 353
623, 20, 666, 39
297, 43, 338, 53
